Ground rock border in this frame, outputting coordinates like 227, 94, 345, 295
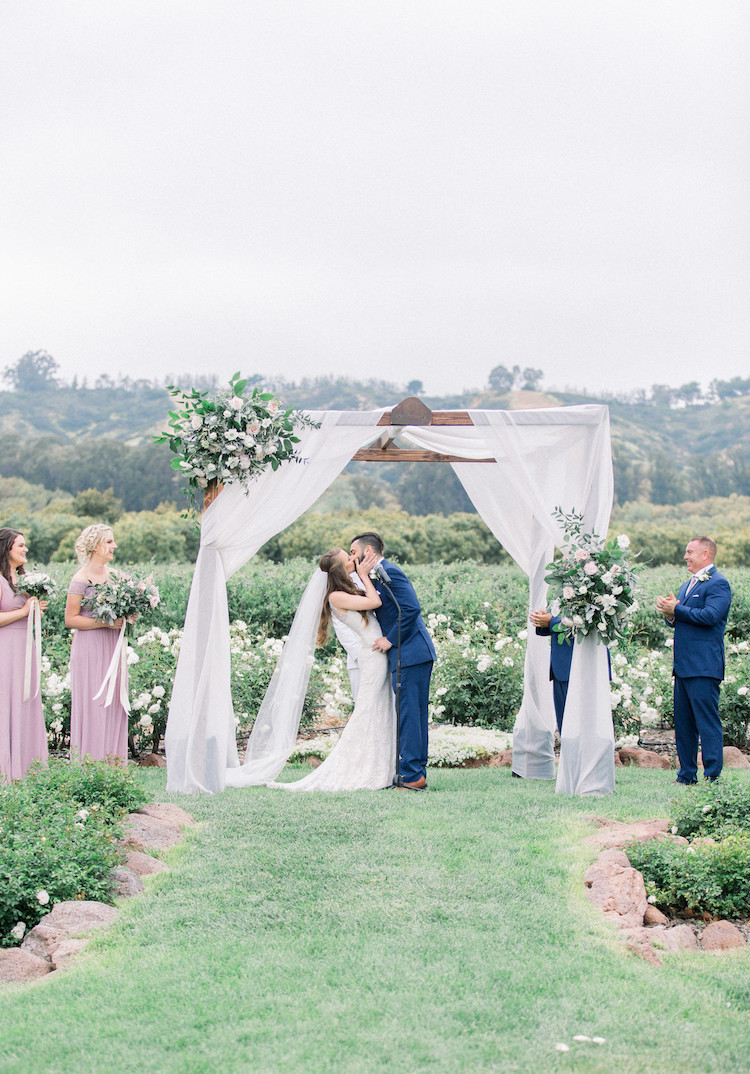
0, 803, 194, 985
582, 816, 748, 965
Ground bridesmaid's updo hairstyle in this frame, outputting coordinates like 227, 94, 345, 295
317, 548, 368, 647
0, 527, 24, 589
75, 524, 113, 565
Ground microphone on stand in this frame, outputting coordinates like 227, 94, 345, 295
374, 562, 391, 584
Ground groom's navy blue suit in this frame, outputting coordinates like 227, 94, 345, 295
668, 566, 732, 783
373, 559, 436, 784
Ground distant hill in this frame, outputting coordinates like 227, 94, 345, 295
1, 377, 749, 512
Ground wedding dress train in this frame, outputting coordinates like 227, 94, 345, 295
268, 607, 396, 791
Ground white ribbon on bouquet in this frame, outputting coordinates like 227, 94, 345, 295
93, 621, 130, 712
22, 597, 42, 702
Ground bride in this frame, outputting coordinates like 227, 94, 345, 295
225, 548, 396, 791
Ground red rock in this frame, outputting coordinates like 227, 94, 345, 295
50, 939, 89, 969
584, 849, 648, 929
644, 904, 669, 927
700, 921, 746, 951
111, 867, 145, 898
136, 803, 195, 828
583, 818, 671, 850
0, 948, 53, 982
139, 753, 166, 767
125, 849, 168, 876
618, 747, 672, 770
488, 751, 513, 767
621, 926, 663, 965
722, 747, 750, 769
123, 813, 184, 851
21, 901, 118, 961
660, 925, 699, 952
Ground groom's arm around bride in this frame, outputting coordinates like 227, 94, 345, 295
350, 532, 435, 790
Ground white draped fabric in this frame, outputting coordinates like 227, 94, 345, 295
166, 411, 387, 793
165, 403, 614, 796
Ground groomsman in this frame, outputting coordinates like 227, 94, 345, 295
529, 609, 611, 733
656, 536, 732, 784
350, 531, 435, 791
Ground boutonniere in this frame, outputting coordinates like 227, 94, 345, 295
694, 570, 711, 584
369, 569, 379, 581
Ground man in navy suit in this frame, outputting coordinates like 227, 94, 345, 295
529, 611, 574, 733
656, 536, 732, 784
529, 610, 611, 733
350, 531, 435, 791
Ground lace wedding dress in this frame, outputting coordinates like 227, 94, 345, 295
269, 607, 396, 791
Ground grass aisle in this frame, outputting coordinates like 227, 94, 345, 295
2, 767, 750, 1073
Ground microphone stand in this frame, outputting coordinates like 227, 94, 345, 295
376, 577, 402, 788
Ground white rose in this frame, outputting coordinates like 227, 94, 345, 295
10, 922, 26, 940
230, 396, 244, 409
563, 586, 576, 600
139, 714, 154, 728
152, 685, 165, 698
148, 702, 161, 714
36, 890, 50, 906
617, 534, 630, 549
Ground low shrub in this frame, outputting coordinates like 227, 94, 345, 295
626, 834, 750, 919
0, 759, 150, 947
670, 776, 750, 839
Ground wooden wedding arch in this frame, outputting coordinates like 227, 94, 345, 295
201, 396, 493, 510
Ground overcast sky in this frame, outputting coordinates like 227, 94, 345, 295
2, 1, 749, 398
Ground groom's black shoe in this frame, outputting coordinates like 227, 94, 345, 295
397, 776, 427, 791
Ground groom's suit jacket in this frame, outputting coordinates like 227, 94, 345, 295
373, 559, 436, 673
671, 566, 732, 680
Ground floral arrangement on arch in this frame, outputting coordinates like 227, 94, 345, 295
155, 372, 319, 505
544, 507, 639, 647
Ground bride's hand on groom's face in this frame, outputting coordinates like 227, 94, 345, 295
358, 550, 379, 576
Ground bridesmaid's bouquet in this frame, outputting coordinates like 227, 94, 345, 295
15, 570, 57, 600
88, 570, 161, 627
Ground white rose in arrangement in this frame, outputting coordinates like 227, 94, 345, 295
617, 534, 630, 549
230, 395, 244, 409
191, 415, 203, 429
563, 586, 576, 600
583, 561, 598, 576
239, 455, 251, 469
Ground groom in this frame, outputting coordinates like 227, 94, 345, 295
350, 532, 436, 791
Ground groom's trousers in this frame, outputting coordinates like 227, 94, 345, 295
393, 660, 432, 783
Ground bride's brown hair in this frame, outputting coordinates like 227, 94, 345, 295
317, 548, 368, 647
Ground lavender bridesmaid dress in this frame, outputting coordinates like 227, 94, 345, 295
0, 576, 49, 781
68, 579, 129, 763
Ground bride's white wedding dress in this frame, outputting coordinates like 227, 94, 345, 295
269, 607, 396, 792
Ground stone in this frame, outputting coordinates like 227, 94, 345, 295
21, 901, 118, 962
614, 750, 623, 766
0, 948, 53, 982
621, 927, 663, 966
660, 925, 699, 952
488, 750, 513, 767
700, 921, 746, 952
722, 747, 750, 769
50, 939, 89, 969
111, 867, 145, 898
138, 753, 166, 767
136, 803, 195, 828
644, 904, 669, 927
123, 813, 184, 851
583, 817, 671, 850
583, 849, 649, 929
125, 849, 168, 876
618, 746, 672, 770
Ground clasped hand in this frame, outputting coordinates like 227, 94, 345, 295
656, 593, 679, 617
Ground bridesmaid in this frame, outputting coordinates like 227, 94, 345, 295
65, 524, 128, 764
0, 528, 49, 781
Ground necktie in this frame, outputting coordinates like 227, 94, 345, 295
686, 576, 698, 595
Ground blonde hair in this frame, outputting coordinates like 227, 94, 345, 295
75, 524, 114, 564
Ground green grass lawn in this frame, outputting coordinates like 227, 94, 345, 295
2, 766, 750, 1073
